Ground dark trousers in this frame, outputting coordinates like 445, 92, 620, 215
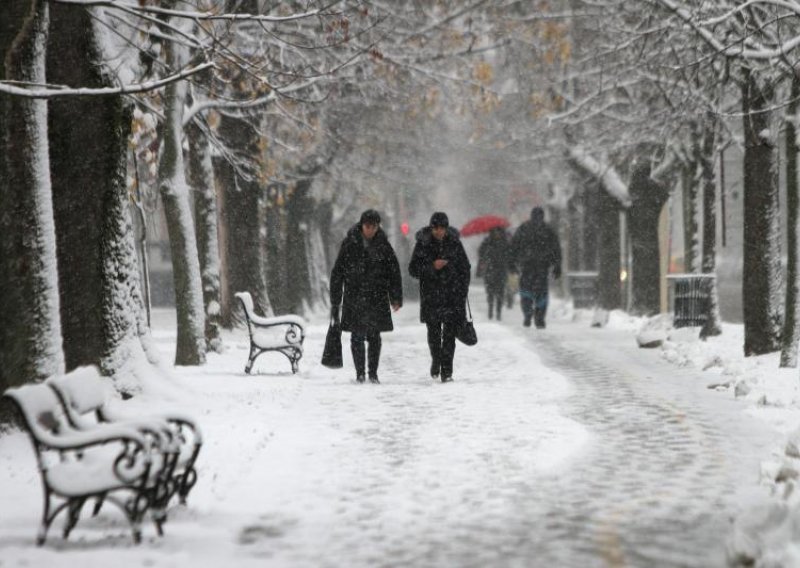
426, 320, 457, 377
487, 289, 503, 320
486, 277, 505, 320
351, 332, 381, 376
520, 290, 549, 328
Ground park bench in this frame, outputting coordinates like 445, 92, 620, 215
3, 382, 165, 545
47, 366, 202, 516
235, 291, 306, 374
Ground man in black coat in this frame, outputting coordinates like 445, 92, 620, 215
409, 212, 471, 382
330, 209, 402, 383
477, 227, 511, 320
510, 206, 562, 328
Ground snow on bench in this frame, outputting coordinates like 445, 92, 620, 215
3, 382, 162, 545
235, 291, 306, 374
47, 366, 202, 518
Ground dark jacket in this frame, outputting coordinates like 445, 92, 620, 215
408, 226, 471, 323
477, 230, 511, 292
330, 224, 403, 333
510, 218, 561, 294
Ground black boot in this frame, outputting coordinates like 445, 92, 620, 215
356, 373, 366, 383
430, 360, 440, 378
368, 373, 380, 384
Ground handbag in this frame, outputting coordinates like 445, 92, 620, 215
456, 297, 478, 346
321, 318, 343, 368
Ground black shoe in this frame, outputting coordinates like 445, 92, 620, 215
441, 375, 453, 383
356, 374, 366, 383
368, 374, 380, 384
430, 361, 440, 378
523, 316, 532, 327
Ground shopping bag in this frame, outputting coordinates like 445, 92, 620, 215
321, 320, 343, 368
455, 298, 478, 346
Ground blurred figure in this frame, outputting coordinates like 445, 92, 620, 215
409, 212, 471, 382
330, 209, 402, 384
510, 207, 562, 328
477, 227, 511, 320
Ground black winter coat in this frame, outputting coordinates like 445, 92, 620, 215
330, 225, 403, 333
477, 232, 511, 292
408, 226, 471, 323
510, 220, 561, 294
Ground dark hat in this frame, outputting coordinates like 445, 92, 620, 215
530, 206, 545, 223
429, 211, 449, 228
359, 209, 381, 225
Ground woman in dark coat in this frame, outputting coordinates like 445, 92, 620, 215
408, 212, 471, 382
330, 209, 403, 383
477, 227, 511, 320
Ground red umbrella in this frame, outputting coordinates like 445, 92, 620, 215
460, 215, 510, 237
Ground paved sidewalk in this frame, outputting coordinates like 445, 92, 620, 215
491, 300, 776, 567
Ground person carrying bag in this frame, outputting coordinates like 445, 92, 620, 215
328, 209, 403, 384
409, 212, 471, 383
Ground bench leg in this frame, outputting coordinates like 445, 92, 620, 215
290, 347, 302, 374
245, 345, 261, 374
36, 488, 54, 546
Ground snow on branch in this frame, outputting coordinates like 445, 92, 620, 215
51, 0, 329, 23
0, 62, 215, 98
568, 146, 631, 206
655, 0, 800, 61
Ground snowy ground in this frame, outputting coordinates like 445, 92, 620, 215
0, 289, 795, 567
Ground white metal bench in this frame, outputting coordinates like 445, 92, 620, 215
47, 367, 202, 519
235, 291, 306, 374
3, 383, 165, 545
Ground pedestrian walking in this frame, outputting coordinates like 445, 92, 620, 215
477, 227, 511, 320
409, 212, 471, 382
330, 209, 403, 384
510, 206, 562, 329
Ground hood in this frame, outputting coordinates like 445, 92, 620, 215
415, 225, 461, 243
346, 223, 388, 244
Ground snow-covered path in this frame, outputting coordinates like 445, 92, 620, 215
0, 292, 775, 567
519, 318, 775, 567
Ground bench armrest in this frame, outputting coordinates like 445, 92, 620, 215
40, 423, 149, 453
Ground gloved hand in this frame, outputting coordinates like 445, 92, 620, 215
330, 304, 340, 323
552, 265, 561, 280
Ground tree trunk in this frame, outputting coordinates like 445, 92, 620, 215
187, 120, 222, 352
0, 0, 64, 393
48, 4, 111, 372
741, 68, 783, 356
264, 182, 289, 314
48, 6, 156, 388
596, 187, 622, 312
628, 160, 669, 316
285, 179, 314, 314
215, 154, 271, 323
781, 75, 800, 366
158, 34, 206, 366
698, 114, 722, 339
681, 158, 701, 273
